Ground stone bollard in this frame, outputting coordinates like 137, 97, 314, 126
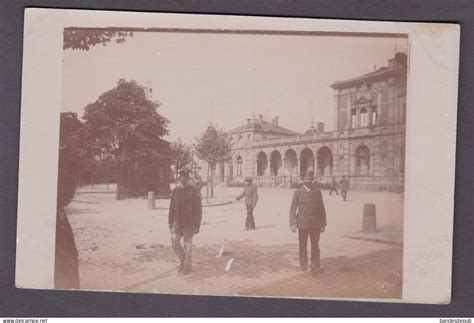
362, 203, 377, 233
147, 191, 156, 209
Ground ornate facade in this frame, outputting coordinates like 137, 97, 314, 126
209, 53, 407, 191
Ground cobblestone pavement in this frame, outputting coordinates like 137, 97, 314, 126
68, 186, 404, 299
241, 248, 402, 300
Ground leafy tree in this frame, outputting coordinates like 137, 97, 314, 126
170, 139, 194, 180
58, 112, 88, 205
82, 79, 170, 199
194, 125, 232, 202
64, 28, 133, 51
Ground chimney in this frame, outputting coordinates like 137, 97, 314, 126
388, 58, 397, 68
246, 118, 251, 125
258, 114, 263, 123
316, 122, 325, 133
274, 116, 279, 126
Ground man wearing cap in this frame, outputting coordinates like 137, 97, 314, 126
236, 177, 259, 230
289, 171, 327, 276
168, 170, 202, 275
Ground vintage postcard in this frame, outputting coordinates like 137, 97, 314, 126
16, 8, 459, 304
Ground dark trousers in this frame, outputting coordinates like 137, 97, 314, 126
298, 228, 321, 269
341, 189, 348, 201
171, 226, 194, 271
245, 204, 256, 229
329, 187, 339, 195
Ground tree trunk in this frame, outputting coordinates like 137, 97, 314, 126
210, 163, 214, 198
116, 161, 130, 200
206, 165, 210, 204
116, 162, 123, 200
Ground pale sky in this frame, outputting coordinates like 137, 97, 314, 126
61, 31, 407, 143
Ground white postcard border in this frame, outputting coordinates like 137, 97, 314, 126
16, 8, 460, 304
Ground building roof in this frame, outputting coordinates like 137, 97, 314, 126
330, 52, 407, 90
229, 117, 299, 136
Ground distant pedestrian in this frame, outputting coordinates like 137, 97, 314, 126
340, 176, 349, 201
289, 171, 326, 277
329, 177, 339, 196
168, 170, 202, 275
236, 177, 259, 230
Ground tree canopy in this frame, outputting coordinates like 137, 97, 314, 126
82, 79, 170, 163
58, 112, 87, 207
194, 125, 232, 167
194, 125, 232, 200
59, 112, 88, 167
170, 139, 194, 173
63, 28, 133, 51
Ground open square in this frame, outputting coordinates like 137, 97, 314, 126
68, 185, 403, 299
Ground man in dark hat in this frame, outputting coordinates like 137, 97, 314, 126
168, 170, 202, 275
289, 170, 326, 277
236, 177, 259, 230
329, 177, 339, 196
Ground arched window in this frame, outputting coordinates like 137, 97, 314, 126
355, 145, 370, 175
371, 110, 377, 125
237, 156, 243, 176
256, 152, 268, 176
300, 148, 314, 175
351, 109, 357, 128
270, 151, 282, 176
317, 146, 333, 176
360, 108, 368, 127
284, 149, 298, 177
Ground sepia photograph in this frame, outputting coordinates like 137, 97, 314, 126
16, 9, 460, 304
56, 26, 407, 299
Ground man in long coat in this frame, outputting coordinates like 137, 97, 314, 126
289, 171, 327, 276
329, 177, 339, 196
340, 176, 349, 202
236, 177, 259, 230
169, 170, 202, 275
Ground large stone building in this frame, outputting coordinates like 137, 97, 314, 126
208, 53, 407, 191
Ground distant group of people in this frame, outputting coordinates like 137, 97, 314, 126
329, 176, 350, 201
168, 170, 350, 277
